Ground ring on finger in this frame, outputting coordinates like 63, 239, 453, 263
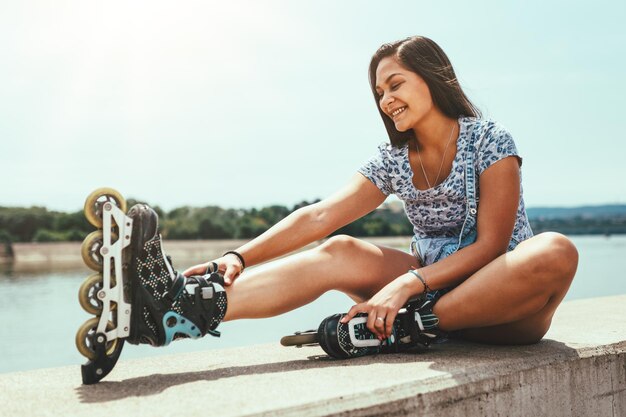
376, 317, 384, 322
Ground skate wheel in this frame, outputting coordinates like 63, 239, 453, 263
280, 330, 319, 347
75, 317, 119, 360
84, 187, 127, 228
81, 231, 104, 271
78, 273, 117, 315
81, 230, 118, 271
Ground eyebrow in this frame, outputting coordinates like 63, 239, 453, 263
375, 73, 402, 90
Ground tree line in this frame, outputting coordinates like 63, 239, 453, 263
0, 199, 413, 243
1, 201, 625, 244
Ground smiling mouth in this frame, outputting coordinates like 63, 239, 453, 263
391, 106, 407, 117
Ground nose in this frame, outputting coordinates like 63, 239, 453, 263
381, 93, 395, 113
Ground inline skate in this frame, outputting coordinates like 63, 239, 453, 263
281, 297, 443, 358
75, 188, 228, 384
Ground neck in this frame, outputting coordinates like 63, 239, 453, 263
411, 109, 457, 150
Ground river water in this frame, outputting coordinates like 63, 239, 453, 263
0, 234, 624, 374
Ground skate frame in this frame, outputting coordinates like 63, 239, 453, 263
98, 202, 132, 341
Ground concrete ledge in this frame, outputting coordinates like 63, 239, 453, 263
0, 295, 624, 416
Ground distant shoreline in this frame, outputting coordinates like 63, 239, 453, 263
2, 203, 625, 246
0, 237, 412, 272
2, 235, 623, 273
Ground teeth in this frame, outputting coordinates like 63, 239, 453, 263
392, 107, 406, 117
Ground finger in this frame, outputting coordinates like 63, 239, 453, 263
366, 309, 381, 339
372, 307, 385, 329
182, 264, 206, 277
223, 265, 240, 286
339, 304, 359, 324
218, 259, 230, 274
384, 311, 397, 339
375, 313, 386, 332
375, 316, 387, 340
340, 303, 363, 324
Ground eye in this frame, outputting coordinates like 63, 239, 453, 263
391, 82, 401, 91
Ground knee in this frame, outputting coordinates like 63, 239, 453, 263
533, 232, 578, 286
317, 234, 360, 256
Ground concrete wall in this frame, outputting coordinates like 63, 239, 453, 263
0, 295, 624, 416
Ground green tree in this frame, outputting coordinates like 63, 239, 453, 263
0, 207, 55, 242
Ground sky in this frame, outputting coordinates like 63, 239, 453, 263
1, 0, 625, 212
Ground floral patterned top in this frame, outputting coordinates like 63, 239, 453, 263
358, 117, 533, 244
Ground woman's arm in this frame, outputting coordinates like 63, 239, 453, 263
183, 173, 388, 282
405, 155, 521, 293
236, 173, 387, 267
339, 156, 522, 339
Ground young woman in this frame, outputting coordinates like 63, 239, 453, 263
137, 36, 579, 357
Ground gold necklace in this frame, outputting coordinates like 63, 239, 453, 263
416, 122, 456, 189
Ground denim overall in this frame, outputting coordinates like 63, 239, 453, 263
409, 123, 519, 300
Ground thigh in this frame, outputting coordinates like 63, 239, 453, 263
320, 235, 421, 302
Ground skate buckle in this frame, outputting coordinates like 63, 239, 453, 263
201, 287, 214, 299
348, 317, 381, 348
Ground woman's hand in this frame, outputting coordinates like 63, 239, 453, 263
182, 254, 243, 286
340, 274, 417, 340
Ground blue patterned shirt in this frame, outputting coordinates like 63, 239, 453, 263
358, 117, 533, 244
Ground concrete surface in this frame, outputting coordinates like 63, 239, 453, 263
0, 295, 624, 417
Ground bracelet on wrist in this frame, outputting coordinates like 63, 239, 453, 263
223, 250, 246, 271
408, 269, 431, 294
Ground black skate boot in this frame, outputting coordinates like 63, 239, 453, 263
78, 198, 228, 385
317, 296, 444, 359
126, 204, 228, 346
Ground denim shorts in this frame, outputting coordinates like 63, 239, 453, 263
411, 230, 520, 267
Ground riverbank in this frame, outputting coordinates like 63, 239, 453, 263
2, 237, 413, 272
0, 294, 624, 416
0, 240, 13, 264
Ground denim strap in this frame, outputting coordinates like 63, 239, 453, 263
456, 122, 482, 249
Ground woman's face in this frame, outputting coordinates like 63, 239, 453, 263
375, 56, 434, 132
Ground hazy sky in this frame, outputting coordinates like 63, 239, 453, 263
1, 0, 624, 212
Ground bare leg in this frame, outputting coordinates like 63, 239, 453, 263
222, 235, 419, 321
434, 232, 578, 344
221, 232, 577, 346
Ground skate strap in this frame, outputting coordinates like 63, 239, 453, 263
190, 274, 217, 299
188, 274, 226, 338
166, 255, 175, 270
400, 303, 424, 346
163, 273, 186, 303
205, 271, 225, 287
205, 262, 219, 274
207, 329, 221, 337
163, 272, 220, 303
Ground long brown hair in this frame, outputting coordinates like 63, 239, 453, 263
369, 36, 481, 147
